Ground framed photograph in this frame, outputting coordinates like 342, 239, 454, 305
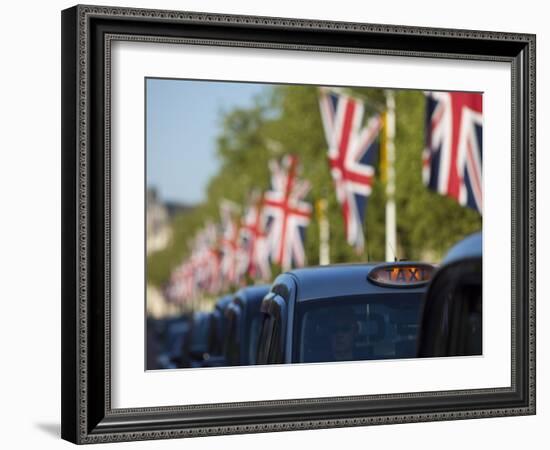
61, 4, 536, 444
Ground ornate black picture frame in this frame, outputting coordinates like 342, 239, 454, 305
61, 4, 536, 444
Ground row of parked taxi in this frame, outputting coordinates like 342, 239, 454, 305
150, 232, 482, 370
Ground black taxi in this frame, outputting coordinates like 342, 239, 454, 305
255, 262, 435, 365
224, 284, 270, 366
207, 294, 233, 358
417, 232, 482, 357
184, 311, 212, 368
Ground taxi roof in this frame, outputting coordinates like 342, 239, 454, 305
441, 232, 482, 265
193, 310, 210, 320
234, 284, 270, 304
280, 263, 429, 303
215, 294, 233, 311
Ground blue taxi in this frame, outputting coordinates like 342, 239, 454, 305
184, 311, 212, 367
154, 315, 191, 369
224, 285, 271, 366
417, 232, 482, 357
207, 294, 233, 358
181, 310, 228, 368
255, 262, 435, 365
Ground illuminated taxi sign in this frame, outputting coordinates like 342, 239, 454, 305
367, 263, 435, 288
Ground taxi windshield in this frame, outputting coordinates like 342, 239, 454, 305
293, 293, 423, 363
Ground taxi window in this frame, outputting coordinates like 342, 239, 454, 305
293, 293, 423, 363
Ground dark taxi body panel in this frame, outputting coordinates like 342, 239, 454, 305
182, 310, 228, 368
153, 315, 191, 370
224, 285, 271, 366
207, 294, 233, 358
184, 311, 211, 368
438, 232, 482, 265
418, 232, 482, 357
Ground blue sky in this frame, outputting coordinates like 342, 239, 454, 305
146, 78, 267, 204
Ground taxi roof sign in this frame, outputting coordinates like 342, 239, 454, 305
367, 263, 435, 288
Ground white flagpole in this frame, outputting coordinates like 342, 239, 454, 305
316, 198, 330, 265
385, 90, 397, 262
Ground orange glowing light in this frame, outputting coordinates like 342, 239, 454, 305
368, 264, 435, 287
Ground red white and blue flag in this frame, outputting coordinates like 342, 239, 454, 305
219, 200, 248, 287
166, 222, 221, 304
423, 91, 483, 213
240, 192, 271, 281
193, 222, 222, 295
319, 89, 381, 252
263, 155, 312, 272
165, 261, 196, 305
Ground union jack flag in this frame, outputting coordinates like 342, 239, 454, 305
423, 91, 483, 213
240, 191, 271, 281
192, 222, 222, 295
319, 89, 381, 251
263, 155, 312, 272
165, 261, 196, 305
219, 200, 248, 287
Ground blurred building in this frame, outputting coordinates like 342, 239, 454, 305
146, 284, 181, 319
146, 188, 172, 255
147, 188, 199, 318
